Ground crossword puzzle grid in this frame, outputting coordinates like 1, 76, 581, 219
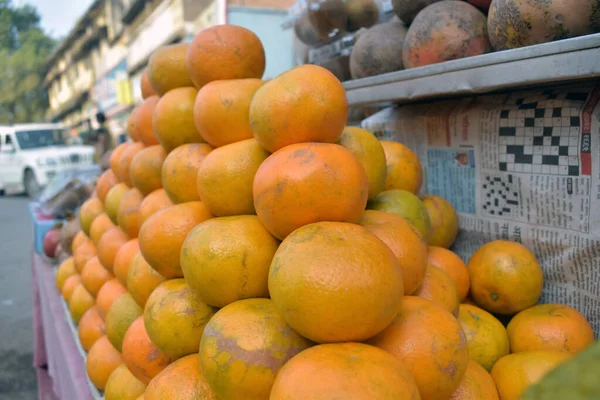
498, 92, 585, 176
482, 175, 519, 217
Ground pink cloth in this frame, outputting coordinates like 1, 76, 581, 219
32, 251, 95, 400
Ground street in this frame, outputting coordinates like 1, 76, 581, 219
0, 196, 38, 399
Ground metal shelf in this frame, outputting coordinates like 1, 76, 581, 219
343, 34, 600, 108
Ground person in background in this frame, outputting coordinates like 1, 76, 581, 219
91, 112, 113, 169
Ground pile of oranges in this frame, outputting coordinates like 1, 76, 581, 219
54, 24, 595, 400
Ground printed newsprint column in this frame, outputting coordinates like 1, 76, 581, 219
363, 84, 600, 333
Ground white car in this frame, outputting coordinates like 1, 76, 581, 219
0, 123, 96, 197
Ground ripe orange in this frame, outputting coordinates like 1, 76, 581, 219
110, 143, 130, 178
199, 299, 312, 399
129, 145, 166, 195
122, 317, 172, 384
96, 169, 119, 202
105, 183, 130, 225
468, 240, 543, 314
181, 216, 278, 308
74, 240, 97, 272
491, 350, 571, 400
428, 246, 470, 301
153, 87, 205, 152
369, 296, 469, 400
144, 354, 215, 400
127, 252, 166, 308
78, 307, 106, 352
81, 256, 114, 297
161, 143, 213, 204
104, 364, 146, 400
271, 343, 421, 400
90, 213, 115, 246
458, 304, 510, 371
360, 210, 428, 295
56, 257, 77, 291
269, 222, 403, 343
113, 239, 140, 285
414, 264, 461, 316
368, 189, 431, 241
134, 96, 160, 146
193, 79, 264, 147
138, 202, 213, 278
140, 70, 156, 99
127, 107, 141, 142
507, 304, 594, 354
187, 25, 265, 89
197, 139, 269, 216
69, 283, 95, 324
97, 227, 129, 272
138, 189, 173, 225
422, 194, 459, 248
80, 198, 104, 236
117, 142, 145, 187
380, 140, 422, 194
86, 335, 123, 391
117, 188, 143, 238
449, 360, 500, 400
61, 275, 81, 302
250, 65, 347, 153
105, 293, 142, 352
96, 278, 128, 320
144, 279, 216, 360
147, 43, 193, 95
72, 231, 88, 254
253, 143, 368, 240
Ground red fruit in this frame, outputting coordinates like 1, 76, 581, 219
44, 226, 61, 258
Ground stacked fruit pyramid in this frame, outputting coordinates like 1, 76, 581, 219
54, 24, 596, 400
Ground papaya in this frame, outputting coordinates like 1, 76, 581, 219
391, 0, 444, 24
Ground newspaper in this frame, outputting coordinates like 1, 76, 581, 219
362, 84, 600, 333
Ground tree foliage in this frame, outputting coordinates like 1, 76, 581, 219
0, 0, 55, 123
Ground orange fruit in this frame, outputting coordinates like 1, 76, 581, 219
468, 240, 543, 315
360, 210, 428, 295
381, 140, 422, 194
458, 304, 510, 371
147, 43, 193, 95
86, 335, 123, 391
140, 70, 156, 99
368, 189, 431, 241
97, 279, 128, 320
507, 304, 595, 354
117, 188, 143, 238
105, 183, 130, 225
97, 227, 129, 272
117, 143, 145, 187
181, 216, 278, 308
110, 143, 130, 178
97, 169, 119, 202
80, 198, 104, 236
138, 202, 213, 278
78, 307, 106, 352
269, 222, 403, 343
56, 257, 77, 291
338, 127, 387, 201
72, 231, 88, 254
491, 350, 571, 400
449, 360, 500, 400
113, 239, 140, 285
104, 364, 146, 400
187, 25, 265, 89
105, 293, 142, 352
144, 354, 215, 400
199, 298, 311, 399
193, 79, 263, 147
122, 316, 172, 384
414, 264, 461, 316
161, 143, 213, 204
61, 274, 81, 302
129, 145, 166, 195
369, 296, 469, 400
127, 252, 166, 308
253, 143, 368, 240
90, 213, 115, 245
250, 65, 347, 153
127, 107, 141, 142
138, 189, 173, 225
428, 246, 470, 301
422, 194, 459, 248
144, 279, 216, 360
74, 240, 97, 272
81, 256, 114, 297
197, 139, 269, 216
153, 87, 205, 152
134, 96, 160, 146
69, 283, 95, 324
270, 342, 421, 400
